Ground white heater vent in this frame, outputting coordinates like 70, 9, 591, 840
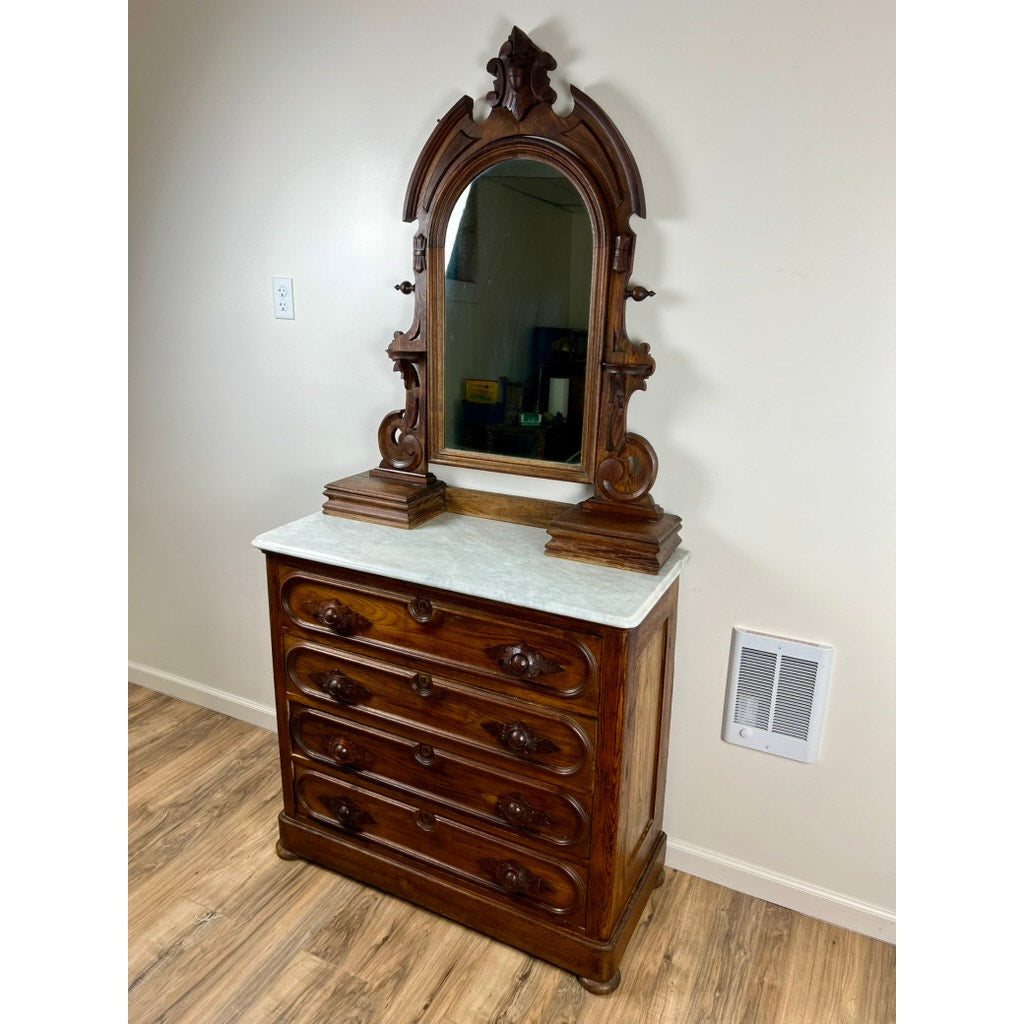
723, 629, 834, 763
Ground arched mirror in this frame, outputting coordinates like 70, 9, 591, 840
441, 159, 594, 470
323, 26, 681, 573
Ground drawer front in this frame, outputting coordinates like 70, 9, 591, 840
284, 640, 597, 787
278, 568, 600, 713
293, 767, 587, 924
290, 704, 591, 853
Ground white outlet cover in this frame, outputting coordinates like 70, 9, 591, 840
272, 277, 294, 319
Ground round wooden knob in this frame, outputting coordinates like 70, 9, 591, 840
407, 597, 434, 623
506, 726, 530, 751
414, 810, 437, 831
499, 796, 526, 824
312, 670, 370, 707
509, 653, 530, 675
308, 599, 370, 636
499, 865, 525, 892
496, 793, 553, 831
411, 673, 434, 696
324, 674, 348, 699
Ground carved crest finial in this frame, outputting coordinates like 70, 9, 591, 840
486, 26, 557, 122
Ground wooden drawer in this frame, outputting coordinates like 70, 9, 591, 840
290, 703, 591, 855
293, 767, 587, 925
283, 639, 596, 788
276, 564, 601, 714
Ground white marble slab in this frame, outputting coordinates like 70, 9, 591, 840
252, 512, 688, 629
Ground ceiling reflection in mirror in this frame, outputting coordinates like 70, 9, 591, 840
443, 159, 593, 464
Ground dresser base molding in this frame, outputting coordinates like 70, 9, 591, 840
277, 812, 667, 992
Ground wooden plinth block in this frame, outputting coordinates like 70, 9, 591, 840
322, 470, 447, 529
545, 500, 682, 574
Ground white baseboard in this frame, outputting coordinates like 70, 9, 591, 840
128, 661, 895, 944
666, 837, 895, 943
128, 661, 277, 732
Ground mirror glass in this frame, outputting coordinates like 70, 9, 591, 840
443, 159, 593, 464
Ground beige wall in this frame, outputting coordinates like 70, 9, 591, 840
129, 0, 896, 934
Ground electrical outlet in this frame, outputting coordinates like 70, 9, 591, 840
272, 277, 294, 319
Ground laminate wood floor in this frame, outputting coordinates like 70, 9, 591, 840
128, 684, 895, 1023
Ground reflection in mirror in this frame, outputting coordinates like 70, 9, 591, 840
443, 159, 593, 464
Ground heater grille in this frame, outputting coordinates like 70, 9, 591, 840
734, 648, 774, 730
723, 630, 833, 763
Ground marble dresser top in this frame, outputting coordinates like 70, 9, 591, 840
253, 512, 688, 629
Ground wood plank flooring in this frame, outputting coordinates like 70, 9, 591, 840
128, 684, 895, 1023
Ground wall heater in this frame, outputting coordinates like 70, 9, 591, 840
722, 628, 834, 763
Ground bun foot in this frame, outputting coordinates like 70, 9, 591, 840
577, 970, 621, 995
276, 840, 300, 861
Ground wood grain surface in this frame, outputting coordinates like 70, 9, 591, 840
129, 684, 895, 1023
443, 487, 572, 529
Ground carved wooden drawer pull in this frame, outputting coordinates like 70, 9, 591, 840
625, 284, 656, 302
309, 670, 372, 706
304, 599, 371, 636
496, 792, 555, 831
326, 734, 375, 771
483, 721, 560, 757
479, 858, 553, 896
324, 796, 375, 833
484, 642, 563, 679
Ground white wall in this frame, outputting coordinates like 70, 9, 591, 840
129, 0, 896, 937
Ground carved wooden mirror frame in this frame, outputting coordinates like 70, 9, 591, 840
323, 27, 681, 573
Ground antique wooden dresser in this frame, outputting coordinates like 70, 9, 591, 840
254, 512, 686, 992
254, 24, 688, 993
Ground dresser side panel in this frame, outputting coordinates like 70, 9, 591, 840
588, 582, 678, 937
266, 555, 298, 818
